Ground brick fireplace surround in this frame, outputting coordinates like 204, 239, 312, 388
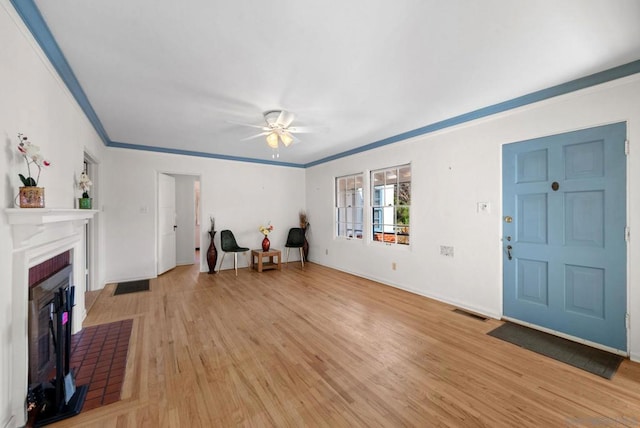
6, 208, 97, 427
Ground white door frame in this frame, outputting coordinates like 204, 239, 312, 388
84, 150, 100, 291
156, 171, 203, 275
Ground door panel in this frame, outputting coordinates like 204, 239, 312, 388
517, 193, 547, 243
516, 259, 548, 306
516, 149, 548, 183
158, 173, 177, 275
564, 265, 604, 318
503, 122, 627, 351
564, 191, 604, 247
564, 140, 604, 179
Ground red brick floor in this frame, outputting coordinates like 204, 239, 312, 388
70, 319, 133, 411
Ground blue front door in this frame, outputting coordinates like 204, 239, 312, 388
502, 123, 627, 351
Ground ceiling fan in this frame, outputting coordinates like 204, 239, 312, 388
233, 110, 314, 153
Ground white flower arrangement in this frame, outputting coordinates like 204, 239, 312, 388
17, 133, 50, 186
79, 172, 92, 198
259, 222, 274, 236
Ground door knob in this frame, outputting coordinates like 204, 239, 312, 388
173, 225, 178, 231
506, 245, 513, 260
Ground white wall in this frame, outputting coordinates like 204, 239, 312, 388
103, 148, 306, 281
0, 1, 105, 425
306, 74, 640, 359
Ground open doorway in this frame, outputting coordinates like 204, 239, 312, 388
157, 173, 201, 275
174, 175, 201, 266
83, 152, 101, 313
194, 180, 201, 263
83, 153, 98, 291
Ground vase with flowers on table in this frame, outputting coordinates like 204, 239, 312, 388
259, 222, 274, 251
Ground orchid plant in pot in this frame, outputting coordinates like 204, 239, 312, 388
78, 171, 93, 209
16, 133, 50, 208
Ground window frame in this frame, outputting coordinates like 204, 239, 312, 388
370, 164, 411, 246
334, 172, 365, 240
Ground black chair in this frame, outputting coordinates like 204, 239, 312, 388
219, 230, 250, 276
285, 228, 305, 268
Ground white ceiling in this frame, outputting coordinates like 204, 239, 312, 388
27, 0, 640, 166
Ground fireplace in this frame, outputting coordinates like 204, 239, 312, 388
28, 259, 72, 386
6, 208, 97, 427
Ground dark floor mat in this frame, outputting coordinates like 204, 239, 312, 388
488, 322, 623, 379
113, 279, 150, 295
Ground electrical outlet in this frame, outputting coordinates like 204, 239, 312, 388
392, 262, 396, 271
440, 246, 454, 257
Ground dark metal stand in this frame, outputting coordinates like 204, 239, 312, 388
34, 286, 87, 427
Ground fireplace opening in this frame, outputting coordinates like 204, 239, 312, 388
28, 253, 71, 386
27, 252, 89, 425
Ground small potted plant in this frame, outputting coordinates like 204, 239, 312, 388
16, 133, 50, 208
78, 171, 93, 209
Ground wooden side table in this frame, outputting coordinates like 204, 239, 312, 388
251, 249, 282, 272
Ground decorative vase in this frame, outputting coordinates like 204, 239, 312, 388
207, 231, 218, 274
19, 186, 45, 208
302, 227, 309, 262
262, 235, 270, 252
78, 197, 92, 209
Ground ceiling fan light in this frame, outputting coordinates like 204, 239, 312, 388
281, 132, 293, 147
266, 132, 279, 148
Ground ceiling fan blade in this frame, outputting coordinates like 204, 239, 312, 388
240, 131, 270, 141
290, 133, 302, 144
226, 120, 270, 131
276, 110, 296, 128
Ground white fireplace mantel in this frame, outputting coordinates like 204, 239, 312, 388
5, 208, 98, 248
5, 207, 97, 224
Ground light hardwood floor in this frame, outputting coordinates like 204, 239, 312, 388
57, 262, 640, 427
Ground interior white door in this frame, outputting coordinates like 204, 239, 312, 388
158, 173, 177, 275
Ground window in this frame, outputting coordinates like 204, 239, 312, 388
335, 173, 364, 239
371, 164, 411, 245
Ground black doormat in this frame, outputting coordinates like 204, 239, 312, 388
113, 279, 150, 296
488, 322, 623, 379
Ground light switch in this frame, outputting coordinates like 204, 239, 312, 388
477, 202, 490, 213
